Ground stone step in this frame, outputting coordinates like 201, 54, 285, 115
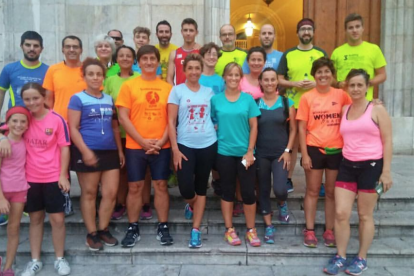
2, 234, 413, 268
11, 206, 414, 237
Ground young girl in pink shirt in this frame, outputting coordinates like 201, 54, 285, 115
0, 106, 30, 276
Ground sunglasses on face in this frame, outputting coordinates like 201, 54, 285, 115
111, 36, 123, 41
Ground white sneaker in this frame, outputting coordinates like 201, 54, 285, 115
21, 260, 43, 276
54, 258, 71, 275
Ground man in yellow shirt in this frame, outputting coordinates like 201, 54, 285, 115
155, 20, 178, 81
331, 13, 387, 100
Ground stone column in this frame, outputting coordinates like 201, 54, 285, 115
203, 0, 230, 45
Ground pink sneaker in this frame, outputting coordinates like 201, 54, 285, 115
224, 227, 242, 246
140, 204, 153, 220
303, 229, 318, 248
245, 228, 261, 247
323, 229, 336, 247
3, 268, 16, 276
111, 204, 126, 220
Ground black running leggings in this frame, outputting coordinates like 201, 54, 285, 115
177, 142, 217, 199
257, 156, 288, 215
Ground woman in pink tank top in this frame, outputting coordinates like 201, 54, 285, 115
323, 69, 393, 275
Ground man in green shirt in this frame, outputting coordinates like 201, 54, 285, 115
331, 13, 387, 100
215, 24, 247, 77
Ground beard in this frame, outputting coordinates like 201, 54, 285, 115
299, 36, 313, 45
24, 52, 40, 62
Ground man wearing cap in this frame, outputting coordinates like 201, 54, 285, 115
277, 18, 327, 193
215, 24, 247, 77
331, 13, 386, 100
243, 24, 283, 73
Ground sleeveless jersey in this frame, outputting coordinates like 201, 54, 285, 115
174, 47, 199, 85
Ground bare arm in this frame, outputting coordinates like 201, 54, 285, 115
0, 88, 6, 116
298, 120, 312, 170
0, 157, 11, 214
279, 107, 297, 170
168, 104, 187, 170
58, 146, 71, 193
166, 50, 176, 86
277, 75, 314, 90
243, 117, 258, 169
45, 89, 54, 109
369, 67, 387, 87
112, 118, 125, 167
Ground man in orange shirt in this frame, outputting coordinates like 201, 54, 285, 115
43, 36, 87, 121
116, 45, 173, 247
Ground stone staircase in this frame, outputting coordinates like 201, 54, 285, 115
1, 156, 413, 275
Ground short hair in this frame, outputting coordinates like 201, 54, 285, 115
62, 35, 83, 49
114, 45, 136, 64
94, 34, 116, 55
345, 68, 370, 86
199, 42, 222, 58
156, 20, 172, 33
310, 57, 336, 77
133, 26, 151, 37
136, 45, 160, 62
345, 13, 364, 29
222, 62, 243, 78
20, 31, 43, 48
219, 24, 235, 35
81, 57, 107, 77
260, 24, 275, 33
258, 68, 278, 93
297, 18, 315, 33
107, 29, 123, 39
183, 53, 203, 72
246, 46, 267, 62
181, 18, 198, 30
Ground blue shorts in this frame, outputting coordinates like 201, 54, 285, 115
126, 148, 171, 182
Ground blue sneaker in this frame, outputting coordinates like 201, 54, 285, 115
0, 214, 8, 226
264, 225, 276, 244
345, 257, 367, 275
278, 202, 290, 224
319, 183, 326, 197
286, 179, 294, 193
323, 255, 347, 275
184, 203, 193, 220
188, 228, 202, 248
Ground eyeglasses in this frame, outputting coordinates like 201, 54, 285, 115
220, 33, 235, 38
110, 36, 123, 41
63, 45, 80, 50
299, 27, 314, 33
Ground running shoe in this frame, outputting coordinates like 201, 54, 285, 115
323, 229, 336, 247
264, 225, 276, 244
157, 223, 174, 245
21, 260, 43, 276
319, 183, 326, 197
54, 258, 71, 276
0, 214, 8, 226
303, 229, 318, 248
98, 228, 119, 246
245, 228, 261, 247
286, 179, 294, 193
121, 224, 140, 248
140, 204, 153, 220
2, 268, 16, 276
232, 201, 244, 217
323, 255, 347, 275
86, 232, 104, 251
278, 202, 290, 224
111, 204, 126, 220
188, 228, 202, 248
224, 227, 241, 246
345, 256, 368, 275
167, 173, 178, 188
184, 203, 193, 220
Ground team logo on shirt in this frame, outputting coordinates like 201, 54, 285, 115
332, 102, 338, 106
146, 91, 160, 104
45, 128, 53, 135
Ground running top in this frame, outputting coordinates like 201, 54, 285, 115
239, 76, 262, 100
174, 47, 199, 85
340, 103, 383, 161
0, 139, 29, 192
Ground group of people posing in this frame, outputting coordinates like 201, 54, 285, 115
0, 13, 392, 276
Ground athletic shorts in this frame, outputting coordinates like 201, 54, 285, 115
336, 158, 383, 193
24, 182, 65, 213
3, 190, 28, 203
126, 148, 171, 182
301, 146, 342, 170
71, 146, 120, 172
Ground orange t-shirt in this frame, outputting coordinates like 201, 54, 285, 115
43, 62, 87, 121
116, 76, 172, 150
296, 87, 351, 149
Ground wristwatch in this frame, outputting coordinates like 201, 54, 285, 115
284, 148, 292, 153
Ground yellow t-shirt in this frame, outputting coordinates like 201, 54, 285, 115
43, 62, 87, 121
116, 76, 172, 150
331, 41, 387, 101
155, 43, 178, 81
277, 47, 327, 108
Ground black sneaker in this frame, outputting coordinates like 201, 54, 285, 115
86, 232, 103, 251
121, 225, 140, 248
157, 223, 174, 246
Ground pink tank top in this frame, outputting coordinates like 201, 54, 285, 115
239, 76, 263, 100
340, 103, 383, 161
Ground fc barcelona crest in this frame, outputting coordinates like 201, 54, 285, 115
45, 128, 53, 135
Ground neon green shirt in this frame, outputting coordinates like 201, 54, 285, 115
331, 41, 387, 100
215, 48, 247, 77
277, 46, 327, 108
